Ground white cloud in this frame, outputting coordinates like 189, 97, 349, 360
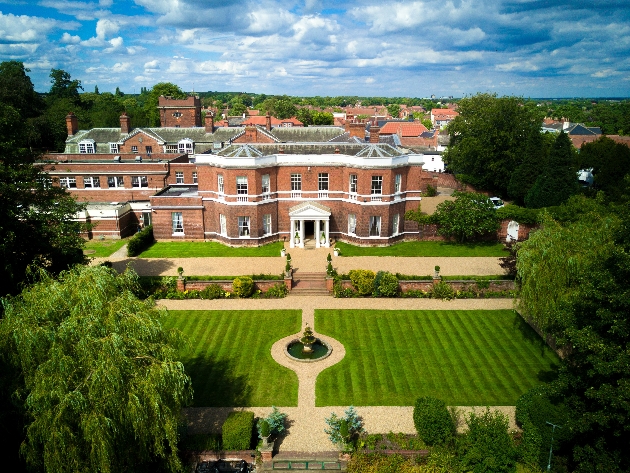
0, 12, 60, 42
104, 36, 124, 52
61, 32, 81, 44
144, 59, 160, 72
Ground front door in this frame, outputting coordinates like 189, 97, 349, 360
305, 220, 314, 240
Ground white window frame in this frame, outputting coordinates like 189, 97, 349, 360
318, 173, 329, 191
109, 143, 119, 154
132, 176, 148, 188
371, 175, 383, 194
220, 214, 227, 236
175, 171, 184, 184
238, 216, 250, 237
349, 174, 357, 199
79, 140, 95, 154
291, 173, 301, 191
348, 214, 356, 235
395, 174, 402, 193
178, 139, 194, 154
166, 144, 178, 153
172, 212, 184, 234
218, 174, 224, 193
83, 176, 100, 188
131, 145, 138, 153
369, 216, 381, 237
107, 176, 124, 188
59, 176, 77, 188
261, 174, 270, 199
237, 176, 248, 202
192, 172, 198, 184
145, 145, 153, 155
392, 214, 400, 235
263, 214, 271, 235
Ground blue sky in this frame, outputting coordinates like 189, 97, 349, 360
1, 0, 629, 97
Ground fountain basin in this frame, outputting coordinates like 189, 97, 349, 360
285, 338, 332, 363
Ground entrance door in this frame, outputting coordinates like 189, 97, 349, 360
305, 220, 314, 239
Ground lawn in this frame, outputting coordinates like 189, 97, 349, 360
335, 241, 508, 257
83, 238, 128, 257
138, 241, 284, 258
315, 310, 559, 406
162, 310, 300, 407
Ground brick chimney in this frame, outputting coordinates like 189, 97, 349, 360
244, 126, 257, 142
369, 126, 380, 143
266, 111, 272, 131
66, 112, 78, 137
205, 111, 214, 133
120, 112, 131, 134
347, 122, 365, 139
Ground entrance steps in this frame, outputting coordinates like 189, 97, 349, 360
290, 272, 329, 296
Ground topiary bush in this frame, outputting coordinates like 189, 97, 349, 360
222, 411, 254, 450
200, 284, 224, 299
373, 271, 399, 297
413, 396, 455, 446
232, 276, 254, 298
127, 225, 153, 257
348, 270, 376, 296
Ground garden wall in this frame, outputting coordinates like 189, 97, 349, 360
178, 278, 290, 293
329, 278, 515, 294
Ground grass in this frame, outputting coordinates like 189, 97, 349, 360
162, 310, 300, 407
315, 310, 559, 406
83, 238, 128, 257
138, 241, 284, 258
335, 241, 508, 257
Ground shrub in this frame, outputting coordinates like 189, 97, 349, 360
425, 184, 438, 196
324, 406, 364, 449
256, 406, 287, 438
232, 276, 254, 298
413, 397, 455, 446
99, 260, 113, 268
401, 289, 430, 298
373, 271, 399, 297
258, 419, 270, 439
127, 225, 153, 257
264, 283, 288, 298
200, 284, 224, 299
222, 411, 254, 451
333, 282, 356, 298
348, 270, 376, 296
431, 281, 455, 300
326, 261, 335, 277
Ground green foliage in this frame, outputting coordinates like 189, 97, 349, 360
222, 411, 254, 451
508, 132, 554, 206
387, 103, 401, 118
457, 409, 518, 473
200, 284, 225, 299
258, 419, 270, 438
348, 269, 376, 296
0, 61, 43, 118
433, 192, 500, 243
404, 203, 434, 227
181, 433, 222, 452
373, 271, 399, 297
431, 281, 455, 300
127, 225, 154, 257
413, 397, 455, 446
579, 136, 630, 201
264, 282, 288, 298
143, 82, 187, 126
0, 265, 192, 472
495, 205, 541, 225
232, 276, 254, 298
425, 184, 438, 196
259, 406, 287, 437
324, 406, 364, 448
49, 68, 82, 101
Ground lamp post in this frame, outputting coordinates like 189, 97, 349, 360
546, 421, 562, 471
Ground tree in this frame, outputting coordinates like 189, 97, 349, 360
579, 136, 630, 201
507, 131, 553, 206
444, 93, 545, 196
312, 111, 333, 125
432, 191, 500, 243
525, 131, 579, 208
413, 397, 455, 445
296, 108, 313, 125
228, 97, 247, 117
0, 265, 192, 473
387, 103, 401, 118
421, 118, 433, 129
48, 69, 82, 101
0, 61, 42, 118
274, 97, 297, 120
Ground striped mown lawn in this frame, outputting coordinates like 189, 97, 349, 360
162, 310, 300, 407
315, 310, 559, 406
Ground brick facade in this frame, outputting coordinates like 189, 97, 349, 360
158, 96, 202, 128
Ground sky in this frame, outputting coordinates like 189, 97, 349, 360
1, 0, 629, 98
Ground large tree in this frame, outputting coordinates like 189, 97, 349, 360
0, 265, 193, 473
432, 191, 500, 243
444, 93, 545, 197
579, 136, 630, 201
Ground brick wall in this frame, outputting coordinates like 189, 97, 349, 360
158, 96, 202, 127
180, 279, 288, 293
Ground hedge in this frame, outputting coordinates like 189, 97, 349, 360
127, 225, 154, 257
222, 411, 254, 451
412, 397, 455, 446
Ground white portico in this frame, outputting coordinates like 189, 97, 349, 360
288, 201, 331, 249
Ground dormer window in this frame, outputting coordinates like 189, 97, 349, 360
79, 140, 95, 154
178, 139, 193, 154
110, 143, 119, 153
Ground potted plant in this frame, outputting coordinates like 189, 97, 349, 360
321, 231, 326, 242
333, 247, 340, 257
294, 232, 300, 244
285, 260, 292, 278
281, 248, 286, 257
434, 265, 441, 279
177, 266, 184, 278
259, 419, 271, 448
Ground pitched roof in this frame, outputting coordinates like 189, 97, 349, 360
270, 126, 346, 143
379, 122, 429, 136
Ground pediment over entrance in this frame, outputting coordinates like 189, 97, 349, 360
288, 201, 331, 219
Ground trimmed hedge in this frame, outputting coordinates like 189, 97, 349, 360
232, 276, 254, 298
496, 204, 540, 225
348, 269, 376, 296
413, 397, 455, 446
127, 225, 154, 257
222, 411, 254, 451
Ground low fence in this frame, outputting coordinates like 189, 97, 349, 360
327, 278, 515, 295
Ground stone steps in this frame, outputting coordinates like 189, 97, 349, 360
290, 272, 329, 296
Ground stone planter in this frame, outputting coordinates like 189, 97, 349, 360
281, 249, 286, 257
333, 250, 339, 257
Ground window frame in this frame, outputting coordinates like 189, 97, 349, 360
261, 174, 270, 197
59, 176, 77, 188
218, 174, 224, 194
238, 216, 250, 237
109, 143, 119, 154
291, 173, 301, 191
318, 172, 329, 191
175, 171, 184, 184
236, 176, 248, 195
263, 214, 272, 235
192, 172, 198, 184
178, 139, 194, 154
83, 176, 100, 188
132, 175, 148, 188
349, 174, 357, 194
219, 214, 227, 236
394, 174, 402, 193
371, 175, 383, 195
131, 145, 138, 153
107, 176, 124, 188
369, 216, 381, 237
392, 214, 400, 235
348, 213, 356, 235
79, 140, 95, 154
172, 212, 184, 234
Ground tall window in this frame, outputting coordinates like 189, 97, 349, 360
395, 174, 402, 193
237, 176, 248, 201
59, 177, 77, 188
369, 216, 381, 237
261, 174, 270, 199
132, 176, 148, 188
178, 139, 193, 154
348, 214, 356, 235
79, 140, 95, 153
349, 174, 357, 196
175, 172, 184, 184
192, 172, 198, 184
392, 214, 400, 235
219, 214, 227, 236
131, 145, 138, 153
218, 174, 224, 193
238, 216, 250, 237
109, 143, 119, 153
145, 145, 153, 155
318, 173, 329, 191
263, 214, 271, 235
371, 176, 383, 194
291, 173, 301, 191
83, 176, 100, 188
172, 212, 184, 234
107, 176, 124, 188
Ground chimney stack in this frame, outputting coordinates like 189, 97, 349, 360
205, 111, 215, 133
66, 112, 78, 137
120, 112, 131, 134
266, 111, 272, 131
369, 126, 380, 143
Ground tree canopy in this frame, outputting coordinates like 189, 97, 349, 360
432, 191, 500, 243
0, 265, 192, 473
579, 136, 630, 201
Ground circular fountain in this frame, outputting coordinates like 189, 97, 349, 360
285, 325, 332, 362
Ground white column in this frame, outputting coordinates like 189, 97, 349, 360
315, 220, 321, 248
325, 219, 330, 247
290, 219, 295, 248
300, 219, 305, 248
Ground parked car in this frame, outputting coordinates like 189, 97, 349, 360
489, 197, 504, 209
